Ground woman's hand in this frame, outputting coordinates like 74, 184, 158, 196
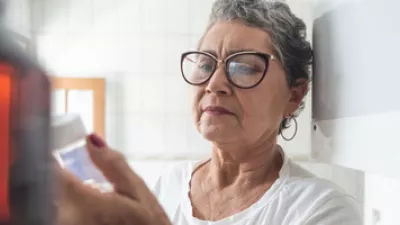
55, 134, 171, 225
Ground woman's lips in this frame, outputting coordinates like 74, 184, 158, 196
203, 106, 234, 116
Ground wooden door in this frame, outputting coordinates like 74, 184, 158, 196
51, 77, 106, 138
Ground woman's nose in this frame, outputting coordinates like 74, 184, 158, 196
205, 67, 232, 95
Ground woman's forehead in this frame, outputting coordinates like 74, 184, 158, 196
199, 20, 274, 55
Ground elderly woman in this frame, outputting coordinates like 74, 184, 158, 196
56, 0, 362, 224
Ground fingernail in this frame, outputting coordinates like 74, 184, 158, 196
89, 133, 105, 148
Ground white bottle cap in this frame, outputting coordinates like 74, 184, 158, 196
51, 114, 87, 150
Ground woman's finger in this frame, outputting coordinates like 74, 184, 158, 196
92, 193, 150, 225
54, 166, 105, 225
57, 165, 102, 201
85, 134, 146, 199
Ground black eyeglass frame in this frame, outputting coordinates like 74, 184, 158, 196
180, 51, 277, 89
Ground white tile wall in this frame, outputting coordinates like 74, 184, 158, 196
141, 37, 166, 74
141, 0, 166, 35
69, 0, 93, 33
5, 0, 31, 37
188, 0, 215, 35
42, 0, 70, 35
165, 35, 190, 74
164, 0, 190, 35
92, 0, 120, 32
118, 0, 142, 34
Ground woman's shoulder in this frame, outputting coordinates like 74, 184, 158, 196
280, 160, 363, 224
283, 159, 353, 197
152, 160, 194, 194
151, 161, 196, 218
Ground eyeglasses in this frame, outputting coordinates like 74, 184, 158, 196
181, 51, 276, 89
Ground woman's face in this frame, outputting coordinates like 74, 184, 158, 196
191, 20, 306, 148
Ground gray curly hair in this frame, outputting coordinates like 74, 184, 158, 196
202, 0, 313, 133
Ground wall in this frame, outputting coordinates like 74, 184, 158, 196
4, 0, 31, 37
363, 173, 400, 225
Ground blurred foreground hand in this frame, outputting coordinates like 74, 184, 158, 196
55, 134, 171, 225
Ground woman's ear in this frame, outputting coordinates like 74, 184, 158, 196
284, 78, 309, 116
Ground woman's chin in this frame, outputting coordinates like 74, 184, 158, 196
199, 125, 237, 143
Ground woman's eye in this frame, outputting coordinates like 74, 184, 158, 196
239, 65, 257, 74
230, 63, 259, 75
198, 62, 214, 72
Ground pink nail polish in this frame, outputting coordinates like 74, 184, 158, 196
89, 134, 105, 148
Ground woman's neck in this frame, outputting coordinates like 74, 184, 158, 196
206, 141, 283, 189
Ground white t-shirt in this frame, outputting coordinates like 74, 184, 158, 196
152, 152, 363, 225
